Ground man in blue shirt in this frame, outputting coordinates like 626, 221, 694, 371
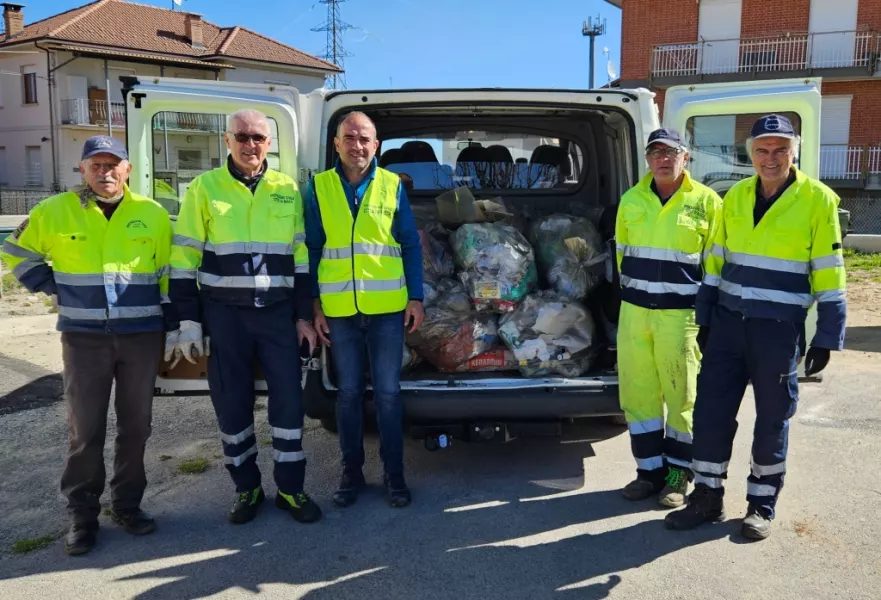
303, 111, 424, 508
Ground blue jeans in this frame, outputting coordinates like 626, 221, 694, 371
327, 311, 405, 477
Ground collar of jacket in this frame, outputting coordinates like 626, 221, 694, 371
637, 168, 696, 196
75, 183, 131, 208
747, 167, 804, 199
334, 156, 378, 187
227, 155, 268, 185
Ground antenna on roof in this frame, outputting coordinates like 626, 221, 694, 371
311, 0, 352, 90
171, 0, 184, 11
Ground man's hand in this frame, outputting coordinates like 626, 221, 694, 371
296, 319, 318, 356
697, 326, 710, 353
804, 347, 831, 377
404, 300, 425, 334
313, 299, 331, 346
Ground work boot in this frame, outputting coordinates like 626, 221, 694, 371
110, 508, 157, 535
332, 470, 366, 508
64, 522, 98, 556
658, 467, 690, 508
621, 476, 663, 501
664, 484, 725, 530
384, 473, 412, 508
229, 487, 265, 524
276, 491, 322, 523
741, 505, 772, 540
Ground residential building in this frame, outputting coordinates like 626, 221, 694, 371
609, 0, 881, 233
0, 0, 339, 198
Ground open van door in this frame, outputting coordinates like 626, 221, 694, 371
662, 78, 823, 378
122, 77, 305, 395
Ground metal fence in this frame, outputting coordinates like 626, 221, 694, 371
0, 188, 57, 215
840, 196, 881, 235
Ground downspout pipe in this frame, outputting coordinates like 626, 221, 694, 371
34, 41, 59, 191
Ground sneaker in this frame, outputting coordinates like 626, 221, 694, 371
664, 484, 725, 530
110, 508, 157, 535
383, 473, 411, 508
276, 491, 322, 523
332, 470, 366, 508
741, 505, 772, 540
622, 477, 663, 501
63, 522, 98, 556
229, 487, 265, 524
658, 467, 689, 508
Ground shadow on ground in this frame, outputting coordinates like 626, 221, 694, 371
0, 351, 62, 415
844, 326, 881, 353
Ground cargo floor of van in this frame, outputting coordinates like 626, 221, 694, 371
399, 362, 616, 383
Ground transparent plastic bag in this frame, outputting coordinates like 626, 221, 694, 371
434, 278, 473, 313
451, 222, 538, 313
498, 290, 597, 378
419, 229, 455, 282
405, 307, 498, 371
528, 214, 608, 301
401, 343, 422, 371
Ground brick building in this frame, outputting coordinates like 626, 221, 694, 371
607, 0, 881, 232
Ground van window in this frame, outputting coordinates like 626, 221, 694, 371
378, 132, 585, 192
151, 111, 280, 215
684, 111, 801, 195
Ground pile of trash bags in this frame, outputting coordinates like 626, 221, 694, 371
405, 307, 500, 372
528, 214, 608, 301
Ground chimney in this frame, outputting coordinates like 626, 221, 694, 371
184, 13, 204, 49
2, 3, 25, 38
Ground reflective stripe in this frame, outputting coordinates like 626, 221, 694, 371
220, 424, 255, 445
294, 233, 306, 245
319, 277, 407, 295
751, 460, 786, 477
620, 275, 699, 296
157, 265, 170, 278
225, 445, 258, 467
12, 258, 44, 279
694, 474, 723, 488
323, 247, 353, 260
197, 273, 294, 289
272, 449, 305, 463
54, 273, 105, 285
747, 482, 777, 497
710, 244, 725, 259
692, 459, 728, 475
628, 417, 664, 435
173, 234, 205, 252
636, 456, 664, 470
815, 289, 846, 303
719, 280, 814, 307
170, 268, 198, 280
295, 263, 310, 274
270, 426, 303, 440
665, 425, 693, 444
667, 456, 691, 468
703, 273, 721, 287
811, 254, 845, 270
621, 244, 701, 265
54, 272, 159, 286
205, 241, 293, 256
320, 280, 354, 294
109, 305, 163, 319
353, 242, 403, 258
1, 240, 42, 259
57, 305, 161, 320
724, 250, 810, 275
160, 292, 171, 304
57, 306, 107, 320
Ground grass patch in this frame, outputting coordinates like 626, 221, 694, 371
178, 458, 209, 474
254, 402, 266, 411
843, 249, 881, 283
103, 508, 112, 516
158, 455, 173, 462
1, 272, 23, 294
12, 535, 55, 555
259, 436, 272, 447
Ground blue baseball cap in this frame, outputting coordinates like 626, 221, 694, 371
751, 114, 797, 140
645, 128, 688, 152
81, 135, 128, 161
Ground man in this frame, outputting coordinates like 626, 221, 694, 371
665, 114, 846, 540
167, 109, 321, 525
616, 128, 722, 508
1, 136, 173, 555
304, 112, 424, 509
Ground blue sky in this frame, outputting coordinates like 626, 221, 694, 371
32, 0, 622, 90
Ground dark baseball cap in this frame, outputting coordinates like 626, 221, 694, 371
645, 128, 688, 152
81, 135, 128, 161
751, 114, 797, 140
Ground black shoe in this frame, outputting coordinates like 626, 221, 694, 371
64, 522, 98, 556
110, 508, 157, 536
229, 487, 265, 524
741, 505, 772, 540
332, 470, 366, 508
384, 473, 411, 508
276, 491, 322, 523
664, 484, 725, 530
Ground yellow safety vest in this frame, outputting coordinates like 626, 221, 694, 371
314, 167, 408, 317
169, 166, 308, 319
698, 168, 847, 349
616, 170, 722, 310
0, 186, 172, 333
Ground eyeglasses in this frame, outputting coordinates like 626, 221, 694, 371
232, 133, 268, 144
646, 147, 683, 159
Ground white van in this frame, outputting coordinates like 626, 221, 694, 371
130, 76, 822, 440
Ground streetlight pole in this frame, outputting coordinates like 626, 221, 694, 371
582, 15, 606, 89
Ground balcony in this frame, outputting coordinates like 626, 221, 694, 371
820, 144, 881, 188
152, 112, 224, 134
651, 29, 879, 85
61, 98, 126, 127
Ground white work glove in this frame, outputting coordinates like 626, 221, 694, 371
164, 320, 209, 369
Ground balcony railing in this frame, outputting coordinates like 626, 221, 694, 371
820, 145, 864, 180
61, 98, 126, 127
152, 112, 224, 134
652, 29, 879, 79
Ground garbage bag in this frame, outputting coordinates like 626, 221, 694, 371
498, 290, 597, 378
451, 222, 538, 313
528, 214, 608, 301
437, 348, 518, 373
402, 343, 421, 371
405, 307, 498, 371
434, 278, 473, 313
419, 229, 455, 282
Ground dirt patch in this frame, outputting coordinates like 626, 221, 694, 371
0, 289, 55, 319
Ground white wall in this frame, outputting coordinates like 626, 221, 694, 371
221, 62, 326, 94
